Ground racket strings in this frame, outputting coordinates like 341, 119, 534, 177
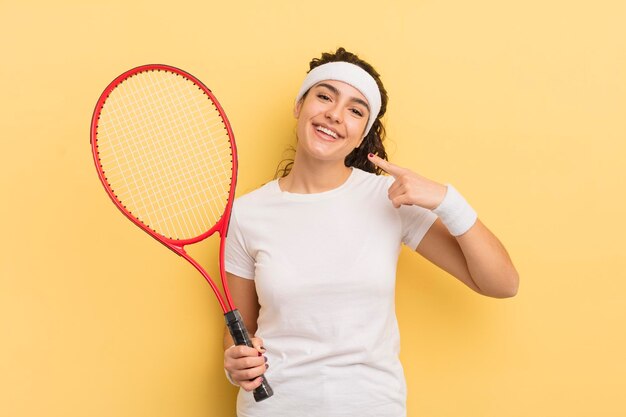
126, 71, 230, 235
96, 69, 233, 240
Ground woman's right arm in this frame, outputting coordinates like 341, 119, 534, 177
222, 272, 267, 391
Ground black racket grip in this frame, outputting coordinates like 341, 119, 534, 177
225, 309, 274, 402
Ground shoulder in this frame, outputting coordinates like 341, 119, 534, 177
230, 180, 282, 228
233, 180, 279, 209
349, 168, 394, 193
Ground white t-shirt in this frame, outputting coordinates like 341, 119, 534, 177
225, 168, 437, 417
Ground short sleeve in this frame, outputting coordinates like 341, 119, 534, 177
224, 206, 256, 280
398, 200, 438, 250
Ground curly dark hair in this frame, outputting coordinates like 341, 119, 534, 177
275, 47, 389, 178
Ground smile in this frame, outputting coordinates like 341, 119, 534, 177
315, 125, 340, 139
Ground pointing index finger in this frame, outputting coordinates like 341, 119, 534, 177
368, 153, 405, 177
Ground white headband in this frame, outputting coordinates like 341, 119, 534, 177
295, 61, 382, 136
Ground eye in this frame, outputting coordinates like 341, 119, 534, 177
317, 93, 331, 101
350, 108, 364, 117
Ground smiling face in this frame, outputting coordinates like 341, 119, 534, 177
293, 80, 371, 165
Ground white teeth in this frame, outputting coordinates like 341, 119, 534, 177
316, 126, 338, 138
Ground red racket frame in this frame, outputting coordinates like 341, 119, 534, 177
90, 64, 237, 314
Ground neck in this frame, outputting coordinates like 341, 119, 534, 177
279, 154, 352, 194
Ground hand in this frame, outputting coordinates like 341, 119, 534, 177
368, 153, 447, 210
224, 337, 268, 391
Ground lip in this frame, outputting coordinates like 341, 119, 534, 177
312, 123, 343, 141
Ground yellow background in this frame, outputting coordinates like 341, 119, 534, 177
1, 1, 624, 416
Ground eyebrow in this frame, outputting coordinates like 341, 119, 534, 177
315, 82, 370, 112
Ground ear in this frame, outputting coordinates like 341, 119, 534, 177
293, 99, 303, 118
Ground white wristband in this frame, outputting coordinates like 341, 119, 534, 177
432, 185, 477, 236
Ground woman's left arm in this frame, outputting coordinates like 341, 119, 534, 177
368, 154, 519, 298
417, 218, 519, 298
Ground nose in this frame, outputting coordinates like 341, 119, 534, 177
325, 104, 342, 123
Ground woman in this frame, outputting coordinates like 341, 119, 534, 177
223, 47, 519, 417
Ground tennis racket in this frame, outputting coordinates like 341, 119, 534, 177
90, 64, 273, 402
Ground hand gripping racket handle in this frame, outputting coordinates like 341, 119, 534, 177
225, 309, 274, 402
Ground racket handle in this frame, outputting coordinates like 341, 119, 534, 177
224, 309, 274, 402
